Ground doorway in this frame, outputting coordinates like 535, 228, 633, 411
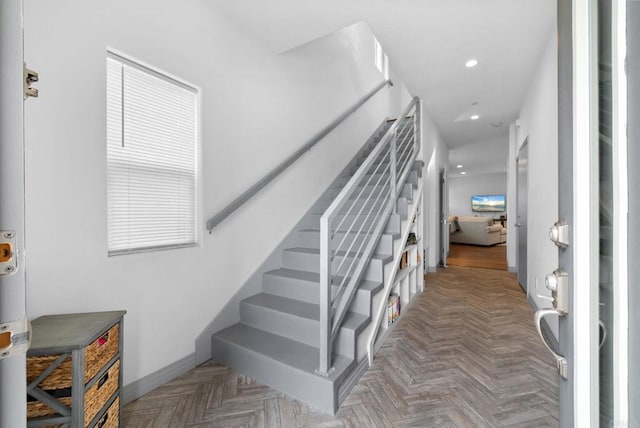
516, 140, 529, 291
438, 168, 449, 267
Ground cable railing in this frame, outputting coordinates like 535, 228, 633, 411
206, 79, 393, 232
316, 97, 421, 376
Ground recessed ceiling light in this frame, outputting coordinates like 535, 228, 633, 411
492, 121, 504, 127
470, 115, 480, 120
471, 101, 479, 106
465, 59, 479, 68
456, 164, 463, 168
461, 171, 467, 175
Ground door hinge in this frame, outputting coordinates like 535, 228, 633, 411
0, 318, 31, 360
24, 63, 39, 99
0, 230, 17, 276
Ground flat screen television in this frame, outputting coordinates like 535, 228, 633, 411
471, 194, 506, 212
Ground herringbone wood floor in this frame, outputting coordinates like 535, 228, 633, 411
123, 267, 558, 427
447, 244, 508, 271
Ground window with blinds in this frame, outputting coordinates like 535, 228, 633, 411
106, 52, 198, 256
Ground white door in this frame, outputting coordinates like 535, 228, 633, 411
516, 141, 528, 291
0, 1, 28, 427
535, 0, 631, 425
439, 168, 448, 267
627, 0, 639, 423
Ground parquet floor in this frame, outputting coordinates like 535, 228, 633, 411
447, 244, 508, 271
123, 267, 558, 427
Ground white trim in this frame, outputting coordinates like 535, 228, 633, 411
106, 48, 200, 93
612, 0, 629, 424
573, 0, 599, 425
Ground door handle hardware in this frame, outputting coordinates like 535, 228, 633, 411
545, 268, 568, 314
534, 309, 568, 379
0, 231, 17, 276
23, 64, 39, 99
549, 220, 569, 248
534, 278, 555, 304
599, 320, 607, 349
0, 318, 31, 360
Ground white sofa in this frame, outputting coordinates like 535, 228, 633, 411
449, 215, 504, 246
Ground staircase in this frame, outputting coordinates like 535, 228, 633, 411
211, 104, 423, 414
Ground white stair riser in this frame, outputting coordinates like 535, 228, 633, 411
303, 213, 402, 234
239, 302, 360, 358
262, 274, 373, 315
294, 230, 394, 255
282, 251, 385, 282
211, 336, 343, 414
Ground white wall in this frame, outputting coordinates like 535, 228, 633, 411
23, 0, 414, 388
513, 33, 558, 336
422, 113, 449, 270
448, 173, 507, 218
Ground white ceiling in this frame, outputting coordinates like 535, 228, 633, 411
210, 0, 555, 154
448, 137, 509, 177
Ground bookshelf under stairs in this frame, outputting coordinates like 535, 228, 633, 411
211, 106, 425, 414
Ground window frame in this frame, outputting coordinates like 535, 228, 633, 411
106, 48, 202, 256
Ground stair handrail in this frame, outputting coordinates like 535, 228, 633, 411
206, 79, 393, 232
316, 97, 421, 376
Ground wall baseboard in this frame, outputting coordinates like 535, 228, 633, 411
122, 353, 197, 405
508, 265, 517, 273
428, 266, 438, 273
527, 295, 559, 351
337, 357, 369, 406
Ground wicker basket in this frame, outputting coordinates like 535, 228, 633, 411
84, 360, 120, 425
26, 395, 72, 419
27, 324, 119, 389
95, 396, 119, 428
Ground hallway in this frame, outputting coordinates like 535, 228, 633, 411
446, 244, 508, 271
123, 267, 558, 427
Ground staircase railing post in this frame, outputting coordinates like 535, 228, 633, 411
316, 215, 333, 377
389, 135, 398, 214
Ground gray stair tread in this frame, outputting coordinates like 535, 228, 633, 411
243, 293, 370, 330
215, 323, 352, 377
264, 268, 382, 293
283, 247, 393, 264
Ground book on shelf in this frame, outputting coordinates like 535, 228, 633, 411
387, 293, 401, 326
406, 232, 417, 246
400, 251, 408, 269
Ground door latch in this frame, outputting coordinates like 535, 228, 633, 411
534, 267, 570, 379
0, 318, 31, 360
549, 220, 569, 248
24, 64, 39, 99
0, 230, 17, 276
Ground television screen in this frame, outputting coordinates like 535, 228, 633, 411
471, 194, 506, 212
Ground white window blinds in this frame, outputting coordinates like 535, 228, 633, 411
107, 53, 198, 255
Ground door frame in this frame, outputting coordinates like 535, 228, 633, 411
610, 0, 629, 424
0, 1, 28, 427
564, 0, 631, 424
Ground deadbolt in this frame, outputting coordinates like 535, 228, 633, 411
549, 220, 569, 248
